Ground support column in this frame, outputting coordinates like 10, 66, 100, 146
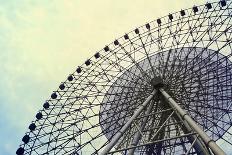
128, 98, 155, 155
100, 89, 157, 155
159, 94, 210, 155
159, 88, 226, 155
172, 111, 211, 155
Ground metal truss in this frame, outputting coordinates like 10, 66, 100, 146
17, 0, 232, 155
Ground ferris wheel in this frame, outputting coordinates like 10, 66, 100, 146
17, 0, 232, 154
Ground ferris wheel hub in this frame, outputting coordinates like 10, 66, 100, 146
151, 76, 164, 88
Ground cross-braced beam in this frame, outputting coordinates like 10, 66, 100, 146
100, 89, 157, 155
127, 98, 155, 155
100, 87, 226, 155
159, 88, 226, 155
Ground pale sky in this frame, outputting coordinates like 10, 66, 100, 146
0, 0, 216, 154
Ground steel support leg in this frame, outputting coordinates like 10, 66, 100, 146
172, 110, 211, 155
160, 95, 211, 155
100, 89, 157, 155
128, 98, 155, 155
159, 88, 226, 155
157, 90, 211, 155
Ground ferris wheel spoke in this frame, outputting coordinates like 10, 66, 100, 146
169, 11, 232, 81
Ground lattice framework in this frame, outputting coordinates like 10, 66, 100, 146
17, 1, 232, 155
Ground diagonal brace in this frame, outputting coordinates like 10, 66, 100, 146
159, 88, 226, 155
100, 89, 157, 155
